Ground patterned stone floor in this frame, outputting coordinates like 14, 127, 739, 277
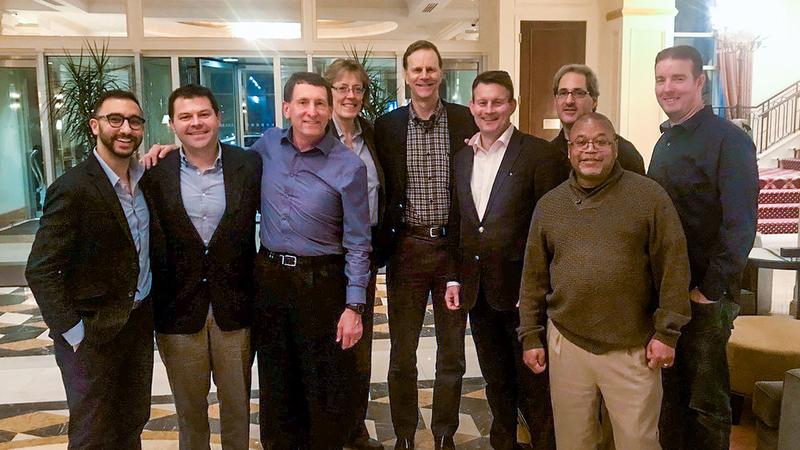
0, 284, 756, 449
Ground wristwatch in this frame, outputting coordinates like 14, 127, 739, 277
345, 303, 367, 315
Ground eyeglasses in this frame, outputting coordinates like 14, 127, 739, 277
332, 85, 366, 96
555, 89, 590, 100
95, 114, 146, 130
568, 137, 615, 150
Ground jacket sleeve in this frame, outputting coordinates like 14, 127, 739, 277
649, 186, 692, 347
25, 179, 82, 335
517, 206, 551, 350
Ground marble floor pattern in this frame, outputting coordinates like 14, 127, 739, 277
0, 275, 758, 449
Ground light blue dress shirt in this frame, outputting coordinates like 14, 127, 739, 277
179, 145, 226, 247
332, 117, 379, 227
63, 150, 151, 347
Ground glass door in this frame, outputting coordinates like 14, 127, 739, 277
199, 59, 239, 146
0, 64, 44, 228
240, 64, 276, 147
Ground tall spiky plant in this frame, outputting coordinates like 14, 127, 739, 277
48, 40, 123, 162
344, 44, 397, 122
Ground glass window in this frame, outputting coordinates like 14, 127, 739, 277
47, 55, 135, 177
2, 0, 127, 36
404, 59, 478, 107
316, 0, 479, 41
241, 62, 276, 146
142, 58, 174, 150
0, 66, 44, 227
143, 0, 301, 39
280, 58, 309, 95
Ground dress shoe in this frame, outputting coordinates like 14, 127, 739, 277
434, 435, 455, 450
394, 437, 414, 450
346, 432, 384, 450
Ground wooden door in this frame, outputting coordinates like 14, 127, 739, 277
519, 21, 586, 140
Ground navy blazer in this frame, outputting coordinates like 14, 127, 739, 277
145, 143, 261, 334
373, 100, 478, 269
450, 129, 564, 311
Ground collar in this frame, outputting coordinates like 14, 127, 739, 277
659, 104, 712, 133
568, 161, 624, 196
469, 124, 515, 154
93, 148, 144, 188
409, 99, 444, 123
332, 115, 363, 139
179, 142, 223, 170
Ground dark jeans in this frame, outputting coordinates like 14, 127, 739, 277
348, 268, 378, 440
253, 251, 357, 450
659, 299, 739, 450
387, 233, 467, 438
469, 291, 555, 450
53, 300, 154, 450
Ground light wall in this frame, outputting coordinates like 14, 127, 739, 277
745, 0, 800, 104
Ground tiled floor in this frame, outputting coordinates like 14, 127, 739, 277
0, 282, 760, 449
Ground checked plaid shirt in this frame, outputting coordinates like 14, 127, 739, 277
404, 101, 451, 226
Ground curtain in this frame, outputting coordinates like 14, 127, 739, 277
716, 33, 758, 120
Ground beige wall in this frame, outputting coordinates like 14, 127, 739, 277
486, 0, 676, 164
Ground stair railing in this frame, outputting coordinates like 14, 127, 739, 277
714, 80, 800, 154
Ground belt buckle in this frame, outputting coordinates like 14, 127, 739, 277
280, 254, 297, 267
428, 227, 439, 238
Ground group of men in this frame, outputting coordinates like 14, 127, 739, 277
25, 39, 757, 450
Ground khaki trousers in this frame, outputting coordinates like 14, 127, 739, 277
157, 310, 252, 450
547, 322, 662, 450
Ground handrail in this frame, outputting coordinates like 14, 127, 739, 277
714, 80, 800, 153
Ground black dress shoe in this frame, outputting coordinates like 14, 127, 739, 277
394, 437, 414, 450
346, 433, 384, 450
434, 435, 455, 450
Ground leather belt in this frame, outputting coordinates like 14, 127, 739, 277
260, 248, 343, 268
404, 225, 448, 239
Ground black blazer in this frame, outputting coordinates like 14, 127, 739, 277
330, 116, 388, 266
451, 129, 564, 311
145, 143, 261, 334
550, 128, 646, 175
373, 100, 478, 262
26, 155, 165, 346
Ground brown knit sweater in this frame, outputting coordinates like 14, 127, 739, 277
518, 163, 691, 354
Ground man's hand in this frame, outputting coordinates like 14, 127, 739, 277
689, 287, 713, 304
444, 285, 461, 310
336, 308, 363, 350
523, 348, 547, 374
646, 338, 675, 370
140, 144, 179, 169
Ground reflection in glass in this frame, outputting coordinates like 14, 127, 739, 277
47, 56, 135, 177
0, 67, 44, 227
280, 58, 309, 94
241, 64, 276, 146
199, 60, 238, 147
1, 1, 127, 36
142, 58, 174, 150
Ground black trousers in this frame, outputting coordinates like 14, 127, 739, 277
253, 250, 357, 450
53, 299, 154, 450
469, 291, 555, 450
659, 299, 738, 450
348, 267, 378, 440
386, 233, 467, 438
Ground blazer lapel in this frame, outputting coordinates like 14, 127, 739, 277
87, 155, 135, 247
459, 151, 480, 223
482, 129, 522, 220
162, 150, 205, 246
207, 144, 244, 248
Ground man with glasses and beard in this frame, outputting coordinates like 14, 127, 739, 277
27, 90, 162, 449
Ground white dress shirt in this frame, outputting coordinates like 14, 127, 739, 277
468, 124, 514, 221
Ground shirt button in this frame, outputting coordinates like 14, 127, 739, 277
204, 249, 209, 255
478, 226, 484, 233
202, 278, 208, 283
667, 142, 671, 146
474, 255, 480, 261
128, 291, 135, 298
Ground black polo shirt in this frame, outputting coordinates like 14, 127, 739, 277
647, 105, 758, 301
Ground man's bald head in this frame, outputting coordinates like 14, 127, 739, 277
569, 112, 616, 142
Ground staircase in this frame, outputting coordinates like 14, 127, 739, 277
758, 163, 800, 234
